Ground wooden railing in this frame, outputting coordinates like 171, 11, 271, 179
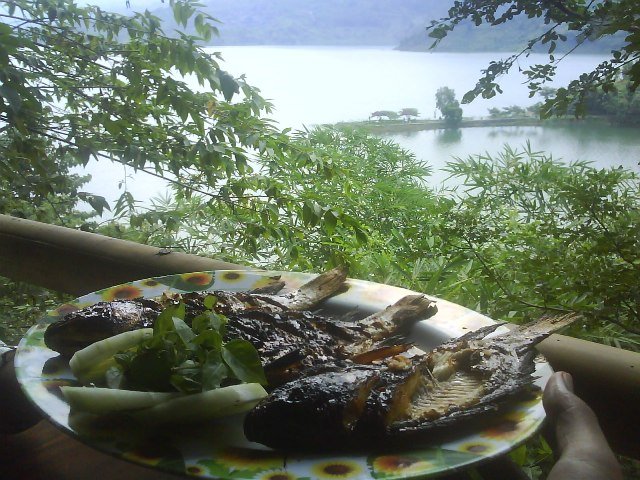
1, 213, 638, 458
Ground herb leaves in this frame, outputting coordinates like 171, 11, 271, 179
114, 296, 267, 393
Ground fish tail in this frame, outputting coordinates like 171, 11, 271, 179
504, 313, 581, 353
287, 267, 349, 310
518, 312, 580, 337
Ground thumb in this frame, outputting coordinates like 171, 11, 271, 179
543, 371, 623, 480
543, 371, 604, 453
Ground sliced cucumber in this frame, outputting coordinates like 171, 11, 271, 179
69, 328, 153, 384
61, 386, 180, 414
133, 383, 268, 425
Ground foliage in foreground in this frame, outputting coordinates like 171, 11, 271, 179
0, 0, 287, 222
443, 144, 639, 346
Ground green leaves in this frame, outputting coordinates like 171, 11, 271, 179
441, 144, 640, 336
1, 0, 279, 232
171, 0, 196, 28
0, 85, 22, 113
127, 349, 174, 391
302, 200, 323, 227
77, 192, 111, 216
222, 339, 267, 385
426, 0, 640, 116
116, 297, 267, 393
218, 71, 240, 102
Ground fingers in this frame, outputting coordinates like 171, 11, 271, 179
543, 371, 623, 480
543, 372, 600, 452
0, 351, 43, 433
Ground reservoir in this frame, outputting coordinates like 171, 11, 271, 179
79, 47, 640, 208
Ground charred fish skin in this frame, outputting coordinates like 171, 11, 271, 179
244, 314, 578, 451
221, 296, 436, 387
43, 268, 349, 357
43, 269, 438, 378
223, 310, 339, 387
43, 299, 163, 357
243, 359, 422, 450
279, 267, 348, 311
244, 364, 382, 450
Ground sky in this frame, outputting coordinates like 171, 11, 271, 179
80, 0, 164, 13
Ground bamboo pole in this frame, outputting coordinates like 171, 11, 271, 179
0, 214, 248, 295
1, 213, 638, 457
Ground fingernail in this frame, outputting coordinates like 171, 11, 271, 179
558, 371, 574, 392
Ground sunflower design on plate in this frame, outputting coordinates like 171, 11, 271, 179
151, 272, 216, 291
456, 441, 497, 456
258, 470, 299, 480
480, 410, 538, 441
51, 302, 83, 318
369, 455, 435, 477
100, 284, 144, 301
310, 460, 364, 479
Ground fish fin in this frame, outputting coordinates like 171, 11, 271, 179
249, 279, 286, 295
344, 295, 437, 357
286, 267, 348, 310
518, 313, 581, 336
359, 295, 438, 339
455, 322, 508, 342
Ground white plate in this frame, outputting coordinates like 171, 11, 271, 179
16, 270, 549, 479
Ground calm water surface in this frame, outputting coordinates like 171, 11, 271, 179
79, 47, 639, 209
387, 123, 640, 185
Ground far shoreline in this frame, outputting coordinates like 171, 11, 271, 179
331, 116, 614, 135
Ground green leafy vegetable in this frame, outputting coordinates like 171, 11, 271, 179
112, 295, 267, 393
222, 339, 267, 385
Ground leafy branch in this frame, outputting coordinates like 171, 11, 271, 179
426, 0, 640, 116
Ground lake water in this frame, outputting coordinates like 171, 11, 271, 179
386, 122, 640, 185
79, 47, 640, 210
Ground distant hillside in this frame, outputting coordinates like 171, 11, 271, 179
141, 0, 623, 52
150, 0, 448, 46
397, 16, 625, 54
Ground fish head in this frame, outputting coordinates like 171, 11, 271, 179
43, 301, 152, 357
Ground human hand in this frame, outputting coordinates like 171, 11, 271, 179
0, 349, 43, 434
543, 371, 623, 480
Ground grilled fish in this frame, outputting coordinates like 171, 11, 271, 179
244, 314, 577, 450
44, 268, 349, 357
44, 269, 438, 387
